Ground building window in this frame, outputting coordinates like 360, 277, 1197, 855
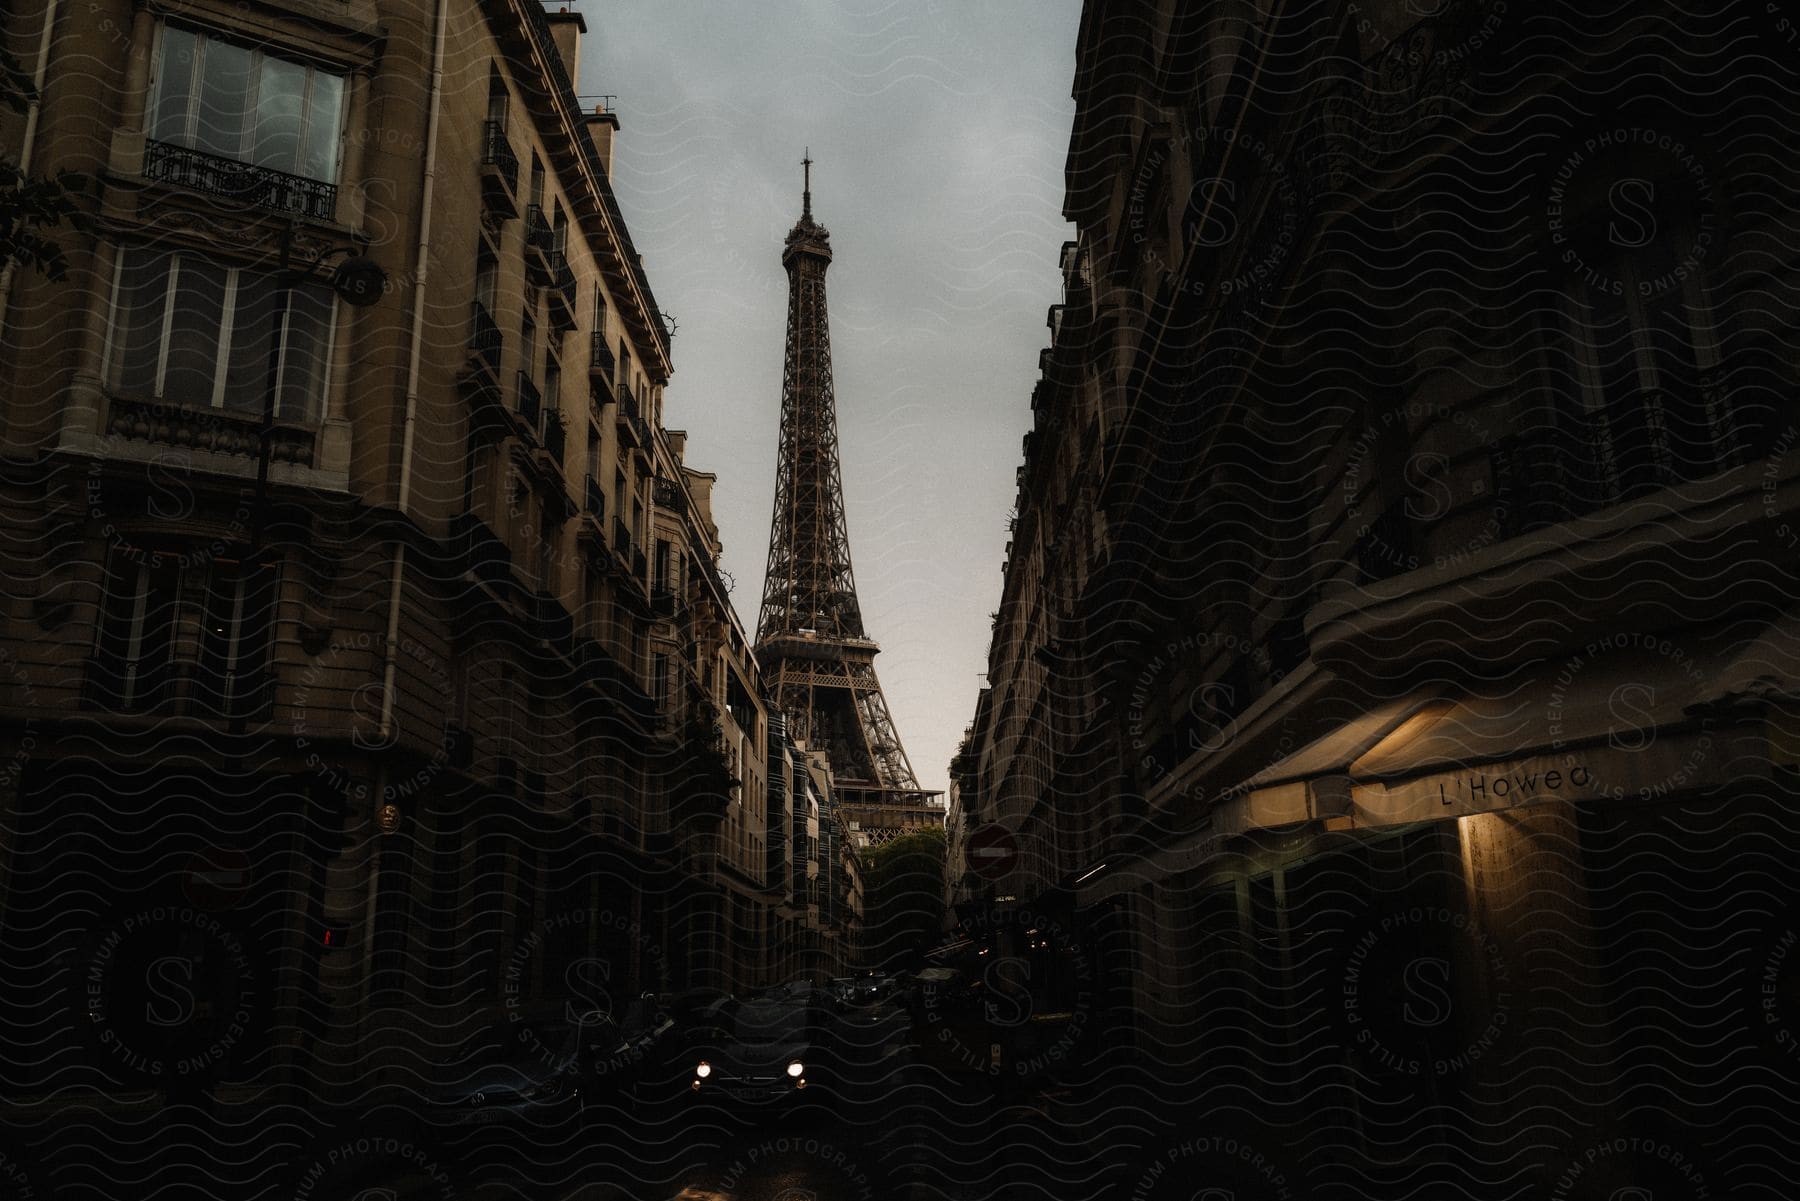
520, 315, 538, 382
149, 24, 346, 183
106, 247, 336, 419
486, 68, 508, 130
652, 652, 669, 711
475, 252, 498, 314
86, 546, 273, 716
654, 539, 671, 594
194, 556, 276, 718
87, 547, 182, 711
1558, 269, 1732, 504
537, 497, 558, 592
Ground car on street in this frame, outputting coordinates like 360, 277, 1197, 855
671, 982, 924, 1124
826, 999, 919, 1121
682, 985, 835, 1116
427, 1000, 675, 1131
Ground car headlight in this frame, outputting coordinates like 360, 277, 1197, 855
786, 1060, 804, 1078
695, 1060, 712, 1079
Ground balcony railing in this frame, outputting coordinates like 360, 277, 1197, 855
516, 372, 542, 437
589, 329, 616, 381
525, 205, 559, 285
543, 411, 566, 464
574, 637, 658, 725
143, 139, 336, 221
613, 517, 631, 556
468, 301, 501, 373
616, 389, 648, 449
480, 120, 520, 205
576, 480, 607, 553
449, 511, 511, 583
653, 477, 687, 516
547, 260, 578, 331
525, 204, 555, 251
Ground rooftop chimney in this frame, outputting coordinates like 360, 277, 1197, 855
544, 7, 586, 89
587, 101, 620, 176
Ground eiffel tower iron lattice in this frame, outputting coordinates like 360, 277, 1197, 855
755, 156, 942, 848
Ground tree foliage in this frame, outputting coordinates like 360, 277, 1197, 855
2, 45, 85, 283
859, 826, 947, 969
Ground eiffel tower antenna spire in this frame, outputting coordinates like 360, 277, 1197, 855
757, 163, 942, 846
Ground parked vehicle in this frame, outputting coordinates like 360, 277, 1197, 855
825, 999, 918, 1122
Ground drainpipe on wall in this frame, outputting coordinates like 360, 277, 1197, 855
361, 0, 449, 992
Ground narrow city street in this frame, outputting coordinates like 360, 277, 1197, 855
6, 0, 1800, 1196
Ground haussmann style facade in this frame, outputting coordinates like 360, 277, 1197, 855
0, 0, 861, 1168
962, 1, 1800, 1195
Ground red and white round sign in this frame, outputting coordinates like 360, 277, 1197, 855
965, 823, 1019, 881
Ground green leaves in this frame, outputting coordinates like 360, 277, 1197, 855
0, 161, 87, 283
1, 45, 86, 283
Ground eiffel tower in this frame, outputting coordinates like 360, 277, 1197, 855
755, 155, 942, 848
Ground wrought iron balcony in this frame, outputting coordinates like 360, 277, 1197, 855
547, 259, 578, 331
449, 511, 511, 583
576, 479, 607, 552
543, 410, 566, 465
574, 636, 657, 724
589, 329, 616, 381
461, 316, 509, 437
524, 205, 560, 285
143, 139, 336, 221
653, 477, 687, 516
1355, 499, 1415, 584
525, 204, 555, 251
480, 120, 520, 218
532, 590, 575, 658
616, 389, 648, 449
516, 372, 542, 439
467, 301, 502, 374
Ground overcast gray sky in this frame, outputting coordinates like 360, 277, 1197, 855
583, 2, 1082, 795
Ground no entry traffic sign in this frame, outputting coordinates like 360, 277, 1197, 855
966, 823, 1019, 881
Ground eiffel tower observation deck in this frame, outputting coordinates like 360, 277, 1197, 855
755, 156, 943, 847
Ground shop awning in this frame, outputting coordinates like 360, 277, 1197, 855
1080, 609, 1800, 905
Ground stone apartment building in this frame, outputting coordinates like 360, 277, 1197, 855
966, 0, 1800, 1193
765, 714, 861, 981
0, 0, 789, 1136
